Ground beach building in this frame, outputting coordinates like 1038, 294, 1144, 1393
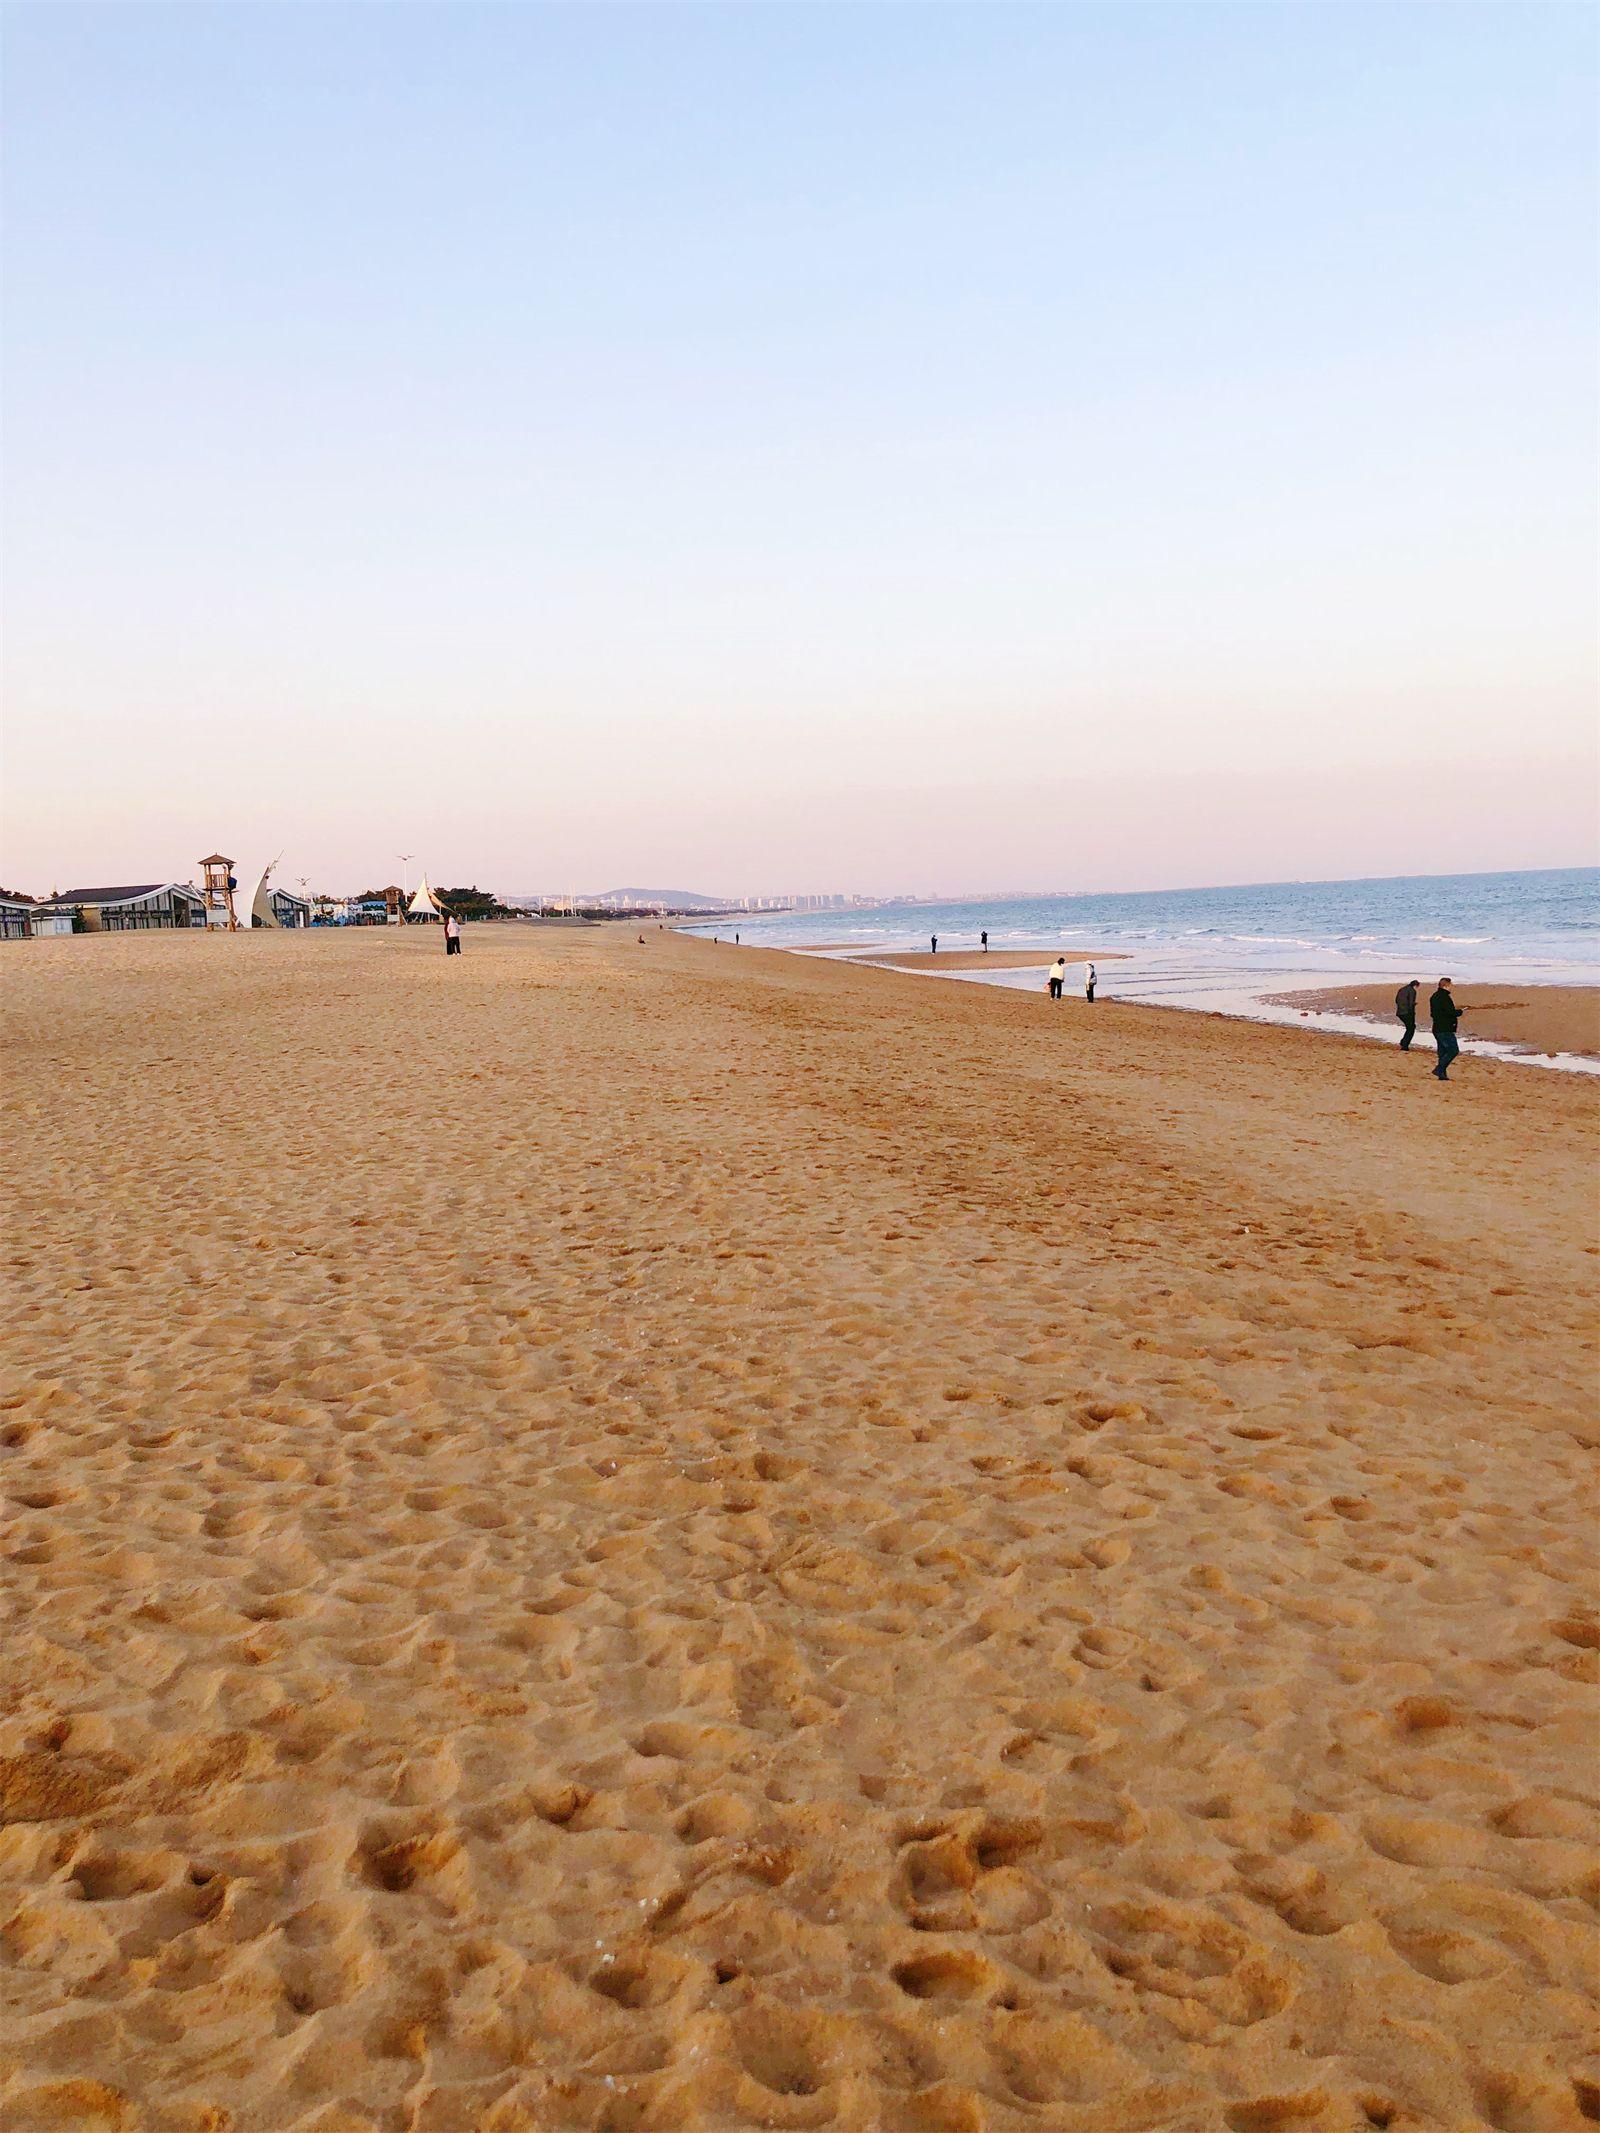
0, 895, 34, 940
263, 886, 311, 928
31, 883, 207, 933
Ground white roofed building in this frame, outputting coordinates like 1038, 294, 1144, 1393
31, 883, 207, 932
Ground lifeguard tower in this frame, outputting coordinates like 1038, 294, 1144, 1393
199, 853, 240, 931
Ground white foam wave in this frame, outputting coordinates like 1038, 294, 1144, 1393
1223, 934, 1325, 948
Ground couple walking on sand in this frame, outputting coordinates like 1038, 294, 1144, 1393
1396, 978, 1466, 1079
1048, 957, 1095, 1003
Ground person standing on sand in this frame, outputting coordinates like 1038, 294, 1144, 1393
1430, 978, 1466, 1079
1395, 979, 1420, 1049
981, 930, 988, 952
1085, 961, 1097, 1003
931, 934, 938, 955
1048, 957, 1066, 1000
444, 913, 462, 956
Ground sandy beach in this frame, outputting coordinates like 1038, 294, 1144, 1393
1267, 984, 1600, 1062
3, 923, 1597, 2133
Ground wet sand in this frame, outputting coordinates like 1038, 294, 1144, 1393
1268, 983, 1600, 1061
3, 924, 1597, 2133
844, 949, 1124, 973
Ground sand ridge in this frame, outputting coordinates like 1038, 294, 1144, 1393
2, 924, 1597, 2133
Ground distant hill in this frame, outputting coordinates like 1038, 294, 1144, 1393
512, 887, 737, 911
598, 887, 735, 908
509, 887, 742, 912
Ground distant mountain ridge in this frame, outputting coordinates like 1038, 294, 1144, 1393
597, 887, 734, 908
511, 887, 737, 910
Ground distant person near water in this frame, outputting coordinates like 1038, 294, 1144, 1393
1395, 979, 1420, 1049
1429, 979, 1467, 1079
930, 934, 938, 954
444, 914, 462, 956
980, 930, 988, 952
1048, 958, 1066, 1000
1085, 961, 1097, 1003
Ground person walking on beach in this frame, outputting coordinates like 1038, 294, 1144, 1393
1085, 961, 1097, 1003
444, 913, 462, 956
1430, 978, 1466, 1079
1048, 957, 1067, 1000
1395, 979, 1420, 1050
980, 930, 988, 952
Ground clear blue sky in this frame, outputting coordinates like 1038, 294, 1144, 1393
4, 2, 1595, 895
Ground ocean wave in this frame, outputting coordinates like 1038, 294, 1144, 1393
1420, 935, 1491, 944
1223, 934, 1325, 948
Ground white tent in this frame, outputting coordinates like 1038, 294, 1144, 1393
408, 875, 446, 918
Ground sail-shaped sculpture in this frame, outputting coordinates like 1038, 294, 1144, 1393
247, 858, 284, 928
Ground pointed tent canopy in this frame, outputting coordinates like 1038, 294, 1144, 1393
408, 875, 446, 917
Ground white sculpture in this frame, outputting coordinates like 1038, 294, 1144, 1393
245, 853, 287, 928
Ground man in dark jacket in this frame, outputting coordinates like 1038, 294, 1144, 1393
1395, 979, 1420, 1050
1429, 979, 1466, 1080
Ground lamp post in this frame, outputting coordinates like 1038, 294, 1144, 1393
397, 853, 414, 898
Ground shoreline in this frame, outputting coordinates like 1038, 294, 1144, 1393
1265, 980, 1599, 1062
752, 938, 1600, 1076
839, 947, 1125, 973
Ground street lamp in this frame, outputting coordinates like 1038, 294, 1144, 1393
397, 853, 414, 898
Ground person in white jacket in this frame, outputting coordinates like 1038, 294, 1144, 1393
1048, 958, 1067, 1001
1085, 961, 1097, 1003
444, 914, 462, 957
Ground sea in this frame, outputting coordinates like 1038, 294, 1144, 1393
684, 867, 1600, 1072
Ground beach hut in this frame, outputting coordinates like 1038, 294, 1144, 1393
266, 886, 311, 928
32, 883, 206, 932
0, 895, 34, 940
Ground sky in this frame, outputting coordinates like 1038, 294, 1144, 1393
3, 1, 1596, 899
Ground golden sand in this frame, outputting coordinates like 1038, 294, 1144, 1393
3, 925, 1597, 2133
1269, 984, 1600, 1062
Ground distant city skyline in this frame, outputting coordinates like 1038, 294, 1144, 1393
4, 4, 1595, 893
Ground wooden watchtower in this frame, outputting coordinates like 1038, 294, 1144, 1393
199, 854, 239, 931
